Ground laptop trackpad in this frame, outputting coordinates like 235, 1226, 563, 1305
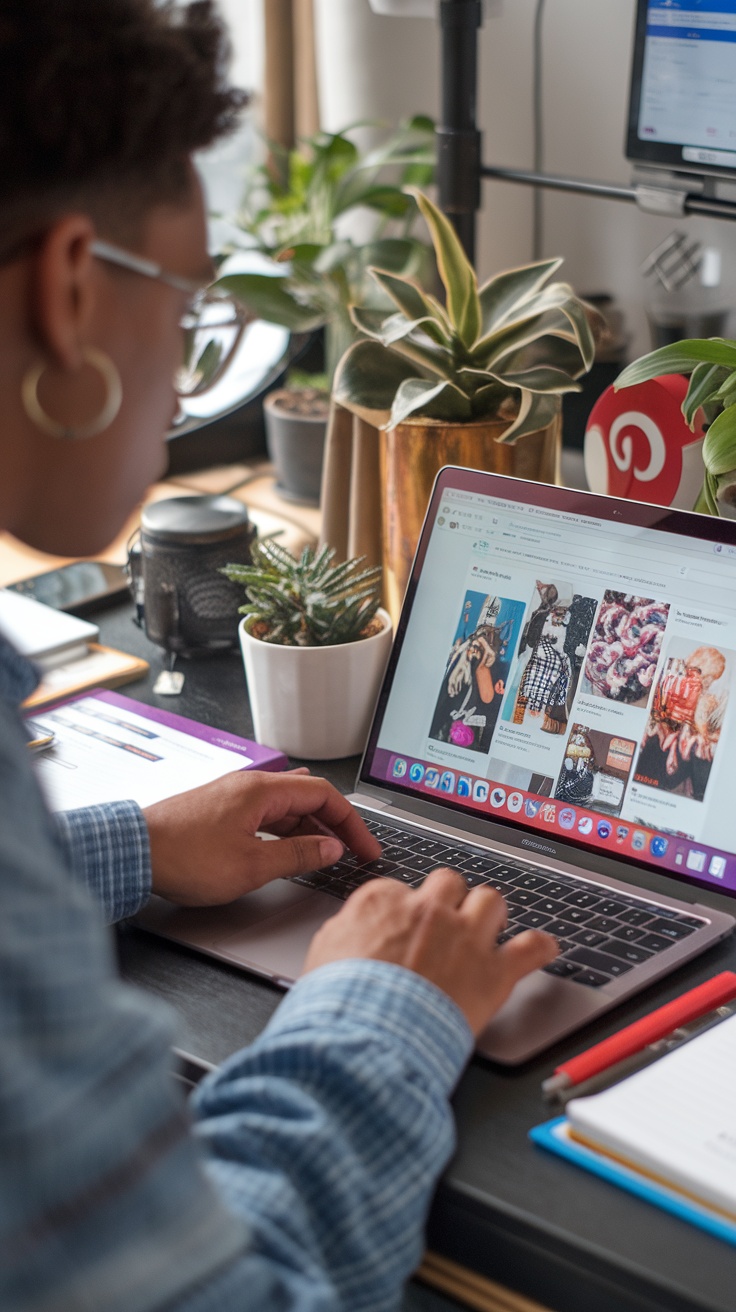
216, 890, 339, 983
135, 880, 339, 984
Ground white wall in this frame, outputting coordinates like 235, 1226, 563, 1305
222, 0, 736, 357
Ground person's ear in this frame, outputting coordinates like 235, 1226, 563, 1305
30, 215, 98, 370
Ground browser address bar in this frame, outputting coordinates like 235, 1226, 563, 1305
474, 517, 730, 576
478, 541, 733, 601
488, 541, 672, 591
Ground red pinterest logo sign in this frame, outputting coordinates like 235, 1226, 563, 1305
584, 374, 705, 509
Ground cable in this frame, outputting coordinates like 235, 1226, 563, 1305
532, 0, 547, 261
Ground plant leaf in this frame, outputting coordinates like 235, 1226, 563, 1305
215, 273, 323, 331
715, 371, 736, 404
348, 307, 451, 376
338, 184, 414, 218
478, 258, 563, 334
333, 339, 422, 427
715, 467, 736, 516
469, 382, 514, 418
349, 306, 393, 338
369, 269, 451, 343
360, 237, 425, 275
496, 391, 561, 444
408, 189, 481, 348
492, 284, 595, 370
702, 402, 736, 476
615, 339, 736, 390
384, 336, 454, 377
500, 333, 587, 380
456, 364, 579, 398
351, 307, 441, 347
682, 363, 729, 429
388, 378, 473, 428
275, 242, 326, 280
500, 366, 581, 394
312, 240, 354, 274
472, 288, 591, 368
694, 474, 717, 516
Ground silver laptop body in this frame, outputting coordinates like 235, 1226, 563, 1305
137, 469, 736, 1063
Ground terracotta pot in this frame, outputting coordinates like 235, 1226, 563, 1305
380, 413, 561, 624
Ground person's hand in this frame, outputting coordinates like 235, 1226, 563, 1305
142, 770, 381, 906
303, 868, 558, 1035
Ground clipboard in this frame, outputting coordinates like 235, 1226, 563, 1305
530, 1118, 736, 1248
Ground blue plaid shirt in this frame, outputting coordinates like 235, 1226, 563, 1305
0, 634, 472, 1311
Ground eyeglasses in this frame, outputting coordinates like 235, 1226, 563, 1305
90, 239, 249, 397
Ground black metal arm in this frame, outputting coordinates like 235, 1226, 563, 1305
437, 0, 736, 262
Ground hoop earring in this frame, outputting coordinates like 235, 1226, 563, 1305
21, 347, 123, 440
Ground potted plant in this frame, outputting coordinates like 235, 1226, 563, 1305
332, 188, 599, 618
215, 120, 435, 504
614, 338, 736, 517
222, 540, 391, 759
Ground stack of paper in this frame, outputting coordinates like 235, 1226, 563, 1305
532, 1014, 736, 1245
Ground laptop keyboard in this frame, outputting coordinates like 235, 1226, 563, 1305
292, 812, 707, 989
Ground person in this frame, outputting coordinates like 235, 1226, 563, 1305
636, 645, 728, 800
429, 597, 514, 753
0, 4, 557, 1309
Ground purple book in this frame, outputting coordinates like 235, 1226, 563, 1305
28, 688, 287, 814
77, 689, 288, 770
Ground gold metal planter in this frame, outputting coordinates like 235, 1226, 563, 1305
379, 413, 561, 624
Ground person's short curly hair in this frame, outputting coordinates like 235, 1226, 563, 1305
0, 0, 246, 245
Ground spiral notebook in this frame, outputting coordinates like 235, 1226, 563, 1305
531, 1013, 736, 1243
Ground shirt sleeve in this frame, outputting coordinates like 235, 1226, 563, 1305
54, 800, 152, 923
177, 959, 473, 1312
2, 678, 477, 1312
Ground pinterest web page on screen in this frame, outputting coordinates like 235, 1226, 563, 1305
639, 1, 736, 168
371, 487, 736, 896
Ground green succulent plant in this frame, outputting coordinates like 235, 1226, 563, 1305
222, 540, 383, 647
615, 339, 736, 516
333, 188, 598, 440
214, 119, 435, 383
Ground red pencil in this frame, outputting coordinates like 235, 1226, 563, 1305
542, 970, 736, 1099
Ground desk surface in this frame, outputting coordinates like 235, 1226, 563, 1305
100, 604, 736, 1312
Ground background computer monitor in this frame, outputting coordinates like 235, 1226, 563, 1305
627, 0, 736, 183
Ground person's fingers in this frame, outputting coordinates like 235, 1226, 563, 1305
415, 866, 468, 908
249, 832, 344, 884
264, 814, 336, 840
460, 884, 508, 939
256, 775, 381, 860
497, 928, 558, 980
287, 766, 311, 776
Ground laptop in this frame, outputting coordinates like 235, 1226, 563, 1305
137, 468, 736, 1063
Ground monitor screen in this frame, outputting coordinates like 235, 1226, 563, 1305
626, 0, 736, 180
361, 469, 736, 901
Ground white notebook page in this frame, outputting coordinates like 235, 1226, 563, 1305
32, 696, 254, 810
567, 1014, 736, 1218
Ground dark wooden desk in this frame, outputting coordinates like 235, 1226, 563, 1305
100, 604, 736, 1312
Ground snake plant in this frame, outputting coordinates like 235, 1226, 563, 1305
615, 340, 736, 516
222, 540, 382, 646
333, 189, 598, 440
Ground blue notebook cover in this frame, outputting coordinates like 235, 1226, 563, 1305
530, 1117, 736, 1248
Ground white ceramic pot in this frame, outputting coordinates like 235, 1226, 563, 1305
239, 609, 393, 760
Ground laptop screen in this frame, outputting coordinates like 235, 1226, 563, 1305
626, 0, 736, 180
361, 469, 736, 900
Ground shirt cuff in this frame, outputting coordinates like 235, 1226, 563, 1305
262, 959, 474, 1096
54, 801, 152, 924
